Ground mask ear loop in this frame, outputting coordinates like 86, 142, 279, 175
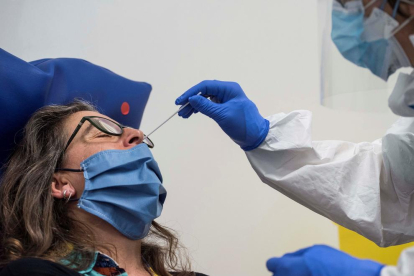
390, 15, 414, 36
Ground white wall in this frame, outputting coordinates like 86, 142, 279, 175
0, 0, 398, 275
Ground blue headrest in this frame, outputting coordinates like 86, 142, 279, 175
0, 48, 151, 172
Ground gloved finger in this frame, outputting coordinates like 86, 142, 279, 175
210, 95, 221, 104
181, 107, 196, 119
266, 257, 310, 276
178, 105, 194, 117
175, 81, 207, 105
188, 95, 220, 119
282, 247, 312, 258
266, 257, 281, 272
175, 80, 233, 105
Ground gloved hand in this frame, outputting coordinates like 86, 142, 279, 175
266, 245, 384, 276
175, 80, 269, 151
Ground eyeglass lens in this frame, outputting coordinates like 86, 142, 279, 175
93, 117, 122, 134
143, 136, 154, 148
93, 117, 154, 148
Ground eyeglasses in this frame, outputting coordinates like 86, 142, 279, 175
55, 116, 154, 172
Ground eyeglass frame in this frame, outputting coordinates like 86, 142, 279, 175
55, 116, 154, 172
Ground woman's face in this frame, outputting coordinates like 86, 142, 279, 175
362, 0, 414, 20
362, 0, 414, 65
53, 110, 145, 198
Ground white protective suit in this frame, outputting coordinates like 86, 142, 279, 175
245, 111, 414, 275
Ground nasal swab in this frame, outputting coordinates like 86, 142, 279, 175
145, 92, 202, 138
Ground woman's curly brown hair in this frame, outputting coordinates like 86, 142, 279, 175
0, 100, 193, 276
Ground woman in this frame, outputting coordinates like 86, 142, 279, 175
0, 100, 205, 276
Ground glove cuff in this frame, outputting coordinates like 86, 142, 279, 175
241, 119, 270, 151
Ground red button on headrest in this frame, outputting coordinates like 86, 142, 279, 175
121, 102, 130, 115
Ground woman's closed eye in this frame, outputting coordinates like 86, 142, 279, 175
96, 133, 111, 138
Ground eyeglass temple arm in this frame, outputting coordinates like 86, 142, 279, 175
55, 168, 84, 172
63, 119, 86, 153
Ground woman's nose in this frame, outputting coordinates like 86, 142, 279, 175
121, 128, 144, 148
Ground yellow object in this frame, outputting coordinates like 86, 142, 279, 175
338, 226, 414, 265
149, 268, 160, 276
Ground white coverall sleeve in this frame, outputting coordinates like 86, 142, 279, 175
245, 110, 414, 247
381, 247, 414, 276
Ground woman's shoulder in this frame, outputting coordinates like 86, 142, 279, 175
0, 259, 208, 276
170, 273, 208, 276
0, 257, 79, 276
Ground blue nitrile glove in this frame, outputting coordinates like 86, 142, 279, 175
266, 245, 384, 276
175, 80, 269, 151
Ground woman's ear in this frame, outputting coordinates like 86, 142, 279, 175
51, 174, 76, 199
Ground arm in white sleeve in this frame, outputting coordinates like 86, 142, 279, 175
381, 247, 414, 276
246, 110, 414, 247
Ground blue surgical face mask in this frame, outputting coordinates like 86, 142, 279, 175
331, 0, 412, 81
72, 143, 167, 240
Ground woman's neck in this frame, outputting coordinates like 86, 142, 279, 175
74, 209, 151, 276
